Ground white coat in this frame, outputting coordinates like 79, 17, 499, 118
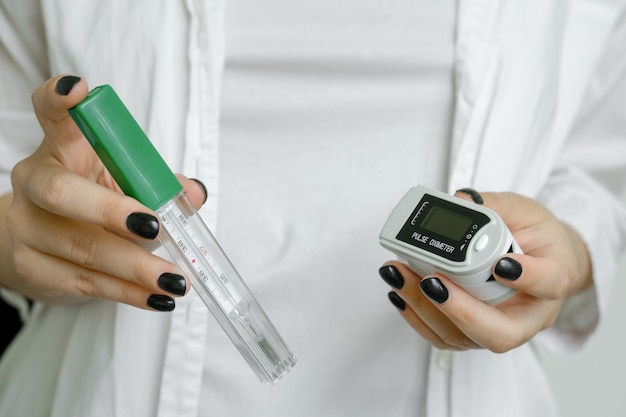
1, 1, 626, 416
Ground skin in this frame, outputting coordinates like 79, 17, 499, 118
0, 75, 594, 351
384, 191, 593, 353
0, 75, 206, 311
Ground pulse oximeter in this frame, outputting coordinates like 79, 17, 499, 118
379, 186, 521, 304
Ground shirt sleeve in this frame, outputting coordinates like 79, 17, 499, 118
536, 9, 626, 351
0, 1, 50, 194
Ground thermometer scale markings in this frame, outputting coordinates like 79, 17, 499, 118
160, 207, 242, 313
161, 205, 283, 363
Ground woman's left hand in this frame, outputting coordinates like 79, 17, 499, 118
379, 189, 593, 352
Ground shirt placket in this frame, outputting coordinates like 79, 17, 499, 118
157, 1, 224, 416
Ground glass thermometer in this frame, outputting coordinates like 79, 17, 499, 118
69, 85, 297, 384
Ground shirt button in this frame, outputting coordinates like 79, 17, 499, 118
436, 350, 453, 370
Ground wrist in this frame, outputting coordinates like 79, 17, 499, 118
563, 222, 593, 295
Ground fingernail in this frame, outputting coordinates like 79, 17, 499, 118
456, 188, 484, 204
420, 277, 449, 303
126, 212, 159, 239
388, 291, 406, 311
191, 178, 208, 205
147, 294, 175, 312
55, 75, 81, 95
495, 257, 522, 280
158, 273, 187, 296
379, 265, 404, 290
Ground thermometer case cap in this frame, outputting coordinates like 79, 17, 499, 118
68, 85, 182, 211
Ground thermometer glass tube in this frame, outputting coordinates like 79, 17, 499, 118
69, 85, 297, 384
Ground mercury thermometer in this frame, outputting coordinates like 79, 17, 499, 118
379, 185, 521, 304
69, 85, 296, 384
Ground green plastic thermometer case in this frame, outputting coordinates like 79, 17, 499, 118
69, 85, 296, 384
379, 186, 521, 304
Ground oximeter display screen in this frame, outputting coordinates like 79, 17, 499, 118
395, 194, 490, 262
420, 206, 473, 241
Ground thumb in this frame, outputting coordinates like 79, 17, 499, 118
32, 75, 89, 144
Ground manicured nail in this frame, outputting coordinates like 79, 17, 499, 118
388, 291, 406, 311
147, 294, 175, 312
55, 75, 81, 95
191, 178, 208, 205
379, 265, 404, 290
495, 257, 522, 280
126, 212, 159, 239
420, 277, 449, 303
456, 187, 484, 204
158, 273, 187, 296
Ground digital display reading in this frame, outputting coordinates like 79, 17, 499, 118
395, 194, 490, 262
420, 205, 472, 242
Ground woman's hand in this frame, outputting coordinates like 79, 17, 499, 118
379, 188, 593, 352
0, 75, 207, 311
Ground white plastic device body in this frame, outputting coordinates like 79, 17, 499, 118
379, 186, 521, 304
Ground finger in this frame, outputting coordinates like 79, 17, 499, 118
31, 76, 107, 177
380, 262, 479, 350
176, 175, 208, 210
14, 203, 187, 297
493, 254, 570, 300
12, 244, 175, 311
402, 273, 480, 350
479, 191, 553, 234
32, 75, 89, 144
15, 163, 160, 241
386, 291, 455, 350
419, 274, 554, 353
454, 188, 484, 205
471, 192, 577, 299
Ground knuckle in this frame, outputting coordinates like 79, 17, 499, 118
96, 192, 125, 229
5, 204, 21, 239
538, 269, 569, 300
11, 248, 63, 298
552, 271, 570, 299
440, 331, 469, 349
11, 245, 34, 279
488, 330, 523, 354
40, 171, 72, 213
131, 255, 155, 287
72, 269, 99, 298
10, 159, 29, 189
431, 338, 451, 351
70, 233, 99, 267
489, 344, 511, 354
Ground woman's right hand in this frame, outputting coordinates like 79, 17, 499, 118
0, 75, 206, 311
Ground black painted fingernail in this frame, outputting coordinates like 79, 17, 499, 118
191, 178, 208, 205
126, 212, 159, 239
495, 257, 522, 280
420, 277, 449, 303
158, 273, 186, 296
456, 188, 484, 204
388, 291, 406, 311
147, 294, 175, 312
55, 75, 81, 95
379, 265, 404, 290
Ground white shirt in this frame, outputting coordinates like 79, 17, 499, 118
201, 1, 454, 414
1, 1, 626, 417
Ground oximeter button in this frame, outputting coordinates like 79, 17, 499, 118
475, 235, 489, 252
